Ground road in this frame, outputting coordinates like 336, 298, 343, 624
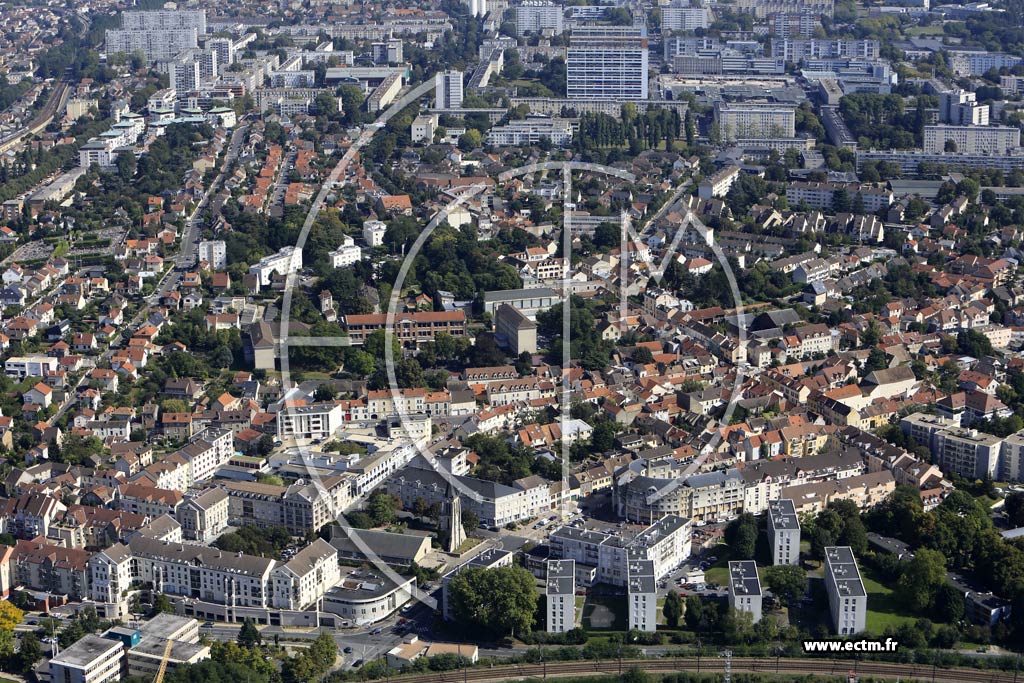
150, 121, 250, 304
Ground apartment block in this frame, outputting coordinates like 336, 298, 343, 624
277, 402, 344, 441
767, 499, 800, 565
549, 514, 691, 587
627, 558, 657, 632
727, 560, 763, 624
341, 311, 467, 346
713, 101, 795, 141
923, 125, 1020, 154
823, 546, 866, 635
546, 559, 576, 633
567, 26, 649, 101
198, 240, 227, 269
900, 413, 1002, 480
434, 71, 464, 109
515, 1, 565, 36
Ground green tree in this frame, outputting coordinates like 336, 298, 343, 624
367, 491, 401, 526
724, 513, 758, 560
448, 564, 539, 638
896, 547, 947, 612
762, 565, 807, 607
237, 618, 261, 648
663, 590, 683, 628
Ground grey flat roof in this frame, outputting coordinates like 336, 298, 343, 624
768, 499, 800, 531
729, 560, 762, 597
50, 634, 121, 668
546, 559, 575, 595
627, 559, 656, 594
483, 287, 557, 302
825, 546, 866, 598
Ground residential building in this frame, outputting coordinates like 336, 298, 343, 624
341, 311, 467, 346
435, 71, 464, 109
823, 546, 866, 635
515, 2, 565, 35
627, 558, 657, 632
546, 559, 576, 633
197, 240, 227, 269
727, 560, 762, 624
270, 538, 341, 610
567, 26, 649, 101
248, 247, 303, 286
766, 499, 800, 565
922, 125, 1020, 154
713, 101, 796, 141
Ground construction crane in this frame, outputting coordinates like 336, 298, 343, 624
153, 638, 175, 683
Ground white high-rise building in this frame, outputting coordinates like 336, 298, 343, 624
661, 6, 713, 31
824, 546, 866, 635
766, 499, 800, 565
727, 560, 763, 624
939, 90, 989, 126
469, 0, 488, 16
207, 37, 236, 74
515, 1, 565, 36
198, 240, 227, 270
627, 558, 657, 632
923, 125, 1020, 154
363, 219, 387, 247
169, 60, 201, 95
714, 101, 796, 141
435, 71, 464, 109
107, 9, 206, 62
106, 28, 198, 61
546, 559, 575, 633
121, 9, 207, 33
567, 26, 649, 101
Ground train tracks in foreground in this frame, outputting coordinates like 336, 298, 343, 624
365, 655, 1021, 683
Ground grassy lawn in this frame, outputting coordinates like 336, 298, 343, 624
454, 537, 482, 554
702, 545, 734, 586
862, 567, 918, 634
906, 24, 945, 35
581, 594, 627, 631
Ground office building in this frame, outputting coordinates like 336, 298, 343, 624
198, 240, 227, 270
714, 101, 796, 141
515, 2, 565, 36
627, 558, 657, 632
546, 559, 576, 633
49, 634, 124, 683
727, 560, 762, 623
567, 26, 649, 101
939, 90, 989, 126
494, 303, 538, 355
923, 125, 1020, 154
435, 71, 464, 109
766, 499, 800, 565
823, 546, 866, 635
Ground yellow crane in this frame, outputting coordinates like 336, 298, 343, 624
153, 638, 175, 683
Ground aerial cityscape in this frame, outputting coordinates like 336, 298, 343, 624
0, 0, 1022, 681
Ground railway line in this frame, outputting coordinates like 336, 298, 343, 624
0, 79, 71, 155
364, 656, 1022, 683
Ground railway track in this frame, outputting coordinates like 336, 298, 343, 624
0, 80, 70, 155
364, 656, 1021, 683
